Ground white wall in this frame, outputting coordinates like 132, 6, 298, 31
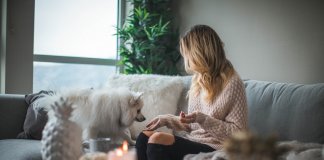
177, 0, 324, 84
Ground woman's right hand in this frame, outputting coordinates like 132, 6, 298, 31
145, 115, 166, 131
145, 114, 191, 132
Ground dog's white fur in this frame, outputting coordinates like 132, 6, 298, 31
106, 74, 185, 139
34, 87, 145, 144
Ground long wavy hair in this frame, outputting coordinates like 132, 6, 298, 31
180, 25, 235, 104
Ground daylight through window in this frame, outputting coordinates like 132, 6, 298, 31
33, 0, 119, 92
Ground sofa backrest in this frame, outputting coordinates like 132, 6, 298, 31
0, 94, 27, 139
244, 80, 324, 144
178, 77, 324, 144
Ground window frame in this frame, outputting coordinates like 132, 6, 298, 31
33, 0, 124, 71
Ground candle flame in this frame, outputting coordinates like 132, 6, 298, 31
116, 148, 123, 157
122, 141, 128, 151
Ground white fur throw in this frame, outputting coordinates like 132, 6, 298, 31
105, 74, 185, 139
183, 141, 324, 160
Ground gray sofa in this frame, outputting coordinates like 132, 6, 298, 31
0, 78, 324, 160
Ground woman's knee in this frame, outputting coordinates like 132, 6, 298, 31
148, 132, 175, 145
142, 131, 155, 137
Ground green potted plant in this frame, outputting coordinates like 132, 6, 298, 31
116, 0, 181, 75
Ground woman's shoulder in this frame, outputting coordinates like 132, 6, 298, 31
219, 73, 246, 104
226, 72, 245, 90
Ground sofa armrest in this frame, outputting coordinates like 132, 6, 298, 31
0, 94, 27, 139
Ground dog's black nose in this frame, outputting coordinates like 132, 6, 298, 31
136, 117, 146, 122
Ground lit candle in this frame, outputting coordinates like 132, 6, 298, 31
107, 141, 136, 160
122, 141, 128, 151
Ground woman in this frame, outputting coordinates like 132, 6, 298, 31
135, 25, 248, 160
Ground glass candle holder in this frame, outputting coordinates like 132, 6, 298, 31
89, 138, 121, 153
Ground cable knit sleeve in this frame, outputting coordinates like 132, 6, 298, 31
156, 114, 191, 132
194, 76, 248, 141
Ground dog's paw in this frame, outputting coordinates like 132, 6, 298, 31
127, 139, 136, 146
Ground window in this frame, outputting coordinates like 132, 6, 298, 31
33, 0, 119, 92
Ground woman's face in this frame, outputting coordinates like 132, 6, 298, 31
180, 40, 196, 74
183, 56, 195, 74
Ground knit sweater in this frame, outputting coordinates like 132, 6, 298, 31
185, 73, 248, 150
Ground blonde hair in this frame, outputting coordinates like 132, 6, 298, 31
180, 25, 235, 104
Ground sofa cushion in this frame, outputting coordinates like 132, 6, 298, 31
0, 139, 41, 160
244, 80, 324, 143
17, 90, 54, 140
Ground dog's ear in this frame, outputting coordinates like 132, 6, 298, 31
135, 92, 143, 100
129, 92, 143, 106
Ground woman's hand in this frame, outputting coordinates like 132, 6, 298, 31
179, 111, 197, 124
145, 115, 166, 131
145, 114, 191, 132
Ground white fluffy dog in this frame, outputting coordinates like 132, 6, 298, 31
34, 87, 145, 144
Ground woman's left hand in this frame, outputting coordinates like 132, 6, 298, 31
180, 111, 197, 124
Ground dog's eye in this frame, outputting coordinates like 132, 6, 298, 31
137, 109, 141, 114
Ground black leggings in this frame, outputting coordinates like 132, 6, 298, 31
135, 132, 215, 160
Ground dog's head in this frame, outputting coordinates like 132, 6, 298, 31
119, 89, 145, 127
129, 92, 145, 122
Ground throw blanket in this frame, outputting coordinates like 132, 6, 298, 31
184, 141, 323, 160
